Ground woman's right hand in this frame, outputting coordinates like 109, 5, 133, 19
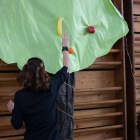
61, 30, 70, 73
61, 30, 69, 47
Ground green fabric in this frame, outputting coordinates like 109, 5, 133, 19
0, 0, 128, 74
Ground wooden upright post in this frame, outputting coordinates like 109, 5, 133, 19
123, 0, 136, 140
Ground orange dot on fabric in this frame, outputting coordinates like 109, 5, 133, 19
69, 48, 74, 54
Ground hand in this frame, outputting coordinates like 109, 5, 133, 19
7, 100, 14, 113
61, 30, 69, 47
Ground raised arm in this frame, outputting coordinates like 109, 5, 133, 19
61, 30, 70, 73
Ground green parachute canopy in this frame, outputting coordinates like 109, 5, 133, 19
0, 0, 129, 74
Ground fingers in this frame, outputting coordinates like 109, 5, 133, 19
7, 100, 14, 113
64, 30, 67, 38
7, 103, 9, 108
7, 103, 10, 107
64, 30, 69, 38
7, 100, 12, 107
63, 30, 69, 38
67, 33, 69, 39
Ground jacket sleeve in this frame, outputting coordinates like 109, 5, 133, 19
10, 92, 23, 130
52, 66, 69, 91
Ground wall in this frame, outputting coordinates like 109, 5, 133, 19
0, 0, 126, 140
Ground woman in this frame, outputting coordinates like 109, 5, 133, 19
7, 30, 70, 140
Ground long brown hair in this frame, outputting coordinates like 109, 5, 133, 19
17, 57, 51, 91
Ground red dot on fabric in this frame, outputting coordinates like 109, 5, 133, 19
88, 26, 95, 34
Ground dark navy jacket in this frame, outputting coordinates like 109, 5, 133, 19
11, 66, 69, 140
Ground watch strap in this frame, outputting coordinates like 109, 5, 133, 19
62, 46, 69, 52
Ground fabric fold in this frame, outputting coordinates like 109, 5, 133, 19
57, 72, 76, 140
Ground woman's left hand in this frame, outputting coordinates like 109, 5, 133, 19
7, 100, 14, 113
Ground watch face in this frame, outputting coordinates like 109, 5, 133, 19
62, 47, 69, 51
0, 0, 128, 74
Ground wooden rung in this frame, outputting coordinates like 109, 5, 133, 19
0, 87, 123, 97
0, 123, 123, 132
136, 97, 140, 104
0, 108, 8, 112
74, 112, 123, 120
0, 63, 17, 67
1, 100, 123, 113
0, 63, 8, 66
93, 62, 122, 65
0, 136, 124, 140
135, 62, 140, 65
75, 87, 123, 93
136, 86, 140, 89
134, 16, 140, 22
135, 50, 140, 53
136, 111, 140, 114
133, 0, 140, 3
0, 77, 17, 82
103, 137, 123, 140
0, 122, 11, 127
135, 65, 140, 68
135, 37, 140, 41
134, 53, 140, 56
135, 74, 140, 77
0, 125, 123, 139
0, 136, 24, 140
109, 49, 120, 53
136, 98, 140, 102
0, 108, 9, 112
74, 124, 123, 134
0, 122, 26, 128
0, 93, 15, 97
74, 99, 123, 107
